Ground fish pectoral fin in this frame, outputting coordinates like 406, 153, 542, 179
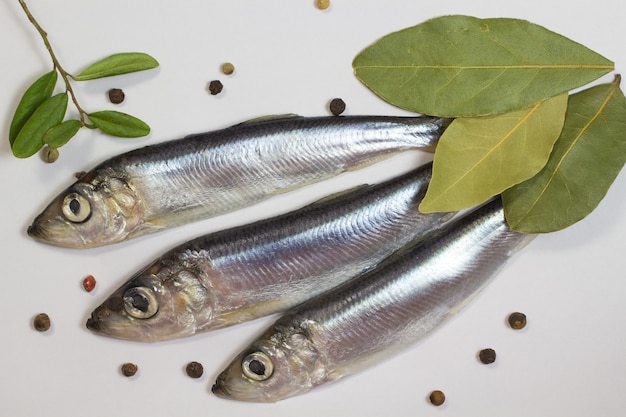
125, 219, 168, 240
235, 114, 303, 126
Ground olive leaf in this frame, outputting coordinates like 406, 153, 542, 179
9, 70, 57, 145
43, 119, 81, 148
502, 77, 626, 233
89, 110, 150, 137
419, 93, 568, 213
12, 93, 68, 158
353, 15, 613, 117
73, 52, 159, 81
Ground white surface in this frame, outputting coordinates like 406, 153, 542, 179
1, 1, 625, 416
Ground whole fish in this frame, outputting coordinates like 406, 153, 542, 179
212, 198, 535, 402
27, 114, 450, 248
86, 163, 452, 342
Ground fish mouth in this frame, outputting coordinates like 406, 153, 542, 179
27, 222, 46, 240
211, 376, 229, 399
85, 316, 100, 332
212, 370, 236, 399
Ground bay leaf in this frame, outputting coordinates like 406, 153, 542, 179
89, 110, 150, 137
419, 93, 568, 213
43, 119, 81, 148
12, 93, 68, 158
352, 15, 613, 117
73, 52, 159, 81
502, 77, 626, 233
9, 70, 57, 145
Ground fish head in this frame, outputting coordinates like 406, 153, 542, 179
86, 260, 214, 342
27, 170, 144, 248
212, 319, 327, 402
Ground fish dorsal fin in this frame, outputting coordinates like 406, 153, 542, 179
235, 114, 303, 126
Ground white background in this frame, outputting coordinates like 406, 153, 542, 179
1, 1, 625, 416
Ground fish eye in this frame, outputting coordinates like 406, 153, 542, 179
61, 193, 91, 223
123, 287, 158, 319
242, 351, 274, 381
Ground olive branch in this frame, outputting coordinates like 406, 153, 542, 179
10, 0, 159, 161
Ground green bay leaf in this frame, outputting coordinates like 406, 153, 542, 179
419, 93, 568, 213
43, 119, 81, 148
74, 52, 159, 81
12, 93, 68, 158
9, 70, 58, 145
502, 78, 626, 233
89, 110, 150, 137
353, 15, 613, 117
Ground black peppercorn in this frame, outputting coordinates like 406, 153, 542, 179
108, 88, 125, 104
121, 362, 138, 377
185, 361, 204, 378
508, 312, 527, 330
33, 313, 51, 332
208, 80, 223, 95
329, 98, 346, 116
479, 348, 496, 364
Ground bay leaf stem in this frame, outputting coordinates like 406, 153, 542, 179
18, 0, 93, 128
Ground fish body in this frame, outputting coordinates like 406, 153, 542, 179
86, 163, 453, 342
212, 198, 535, 402
27, 115, 450, 248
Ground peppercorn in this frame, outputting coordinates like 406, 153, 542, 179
479, 348, 496, 364
82, 275, 96, 292
316, 0, 330, 10
221, 62, 235, 75
508, 312, 527, 330
429, 390, 445, 406
108, 88, 125, 104
33, 313, 51, 332
208, 80, 223, 95
121, 362, 138, 377
185, 361, 204, 378
329, 98, 346, 116
40, 146, 59, 163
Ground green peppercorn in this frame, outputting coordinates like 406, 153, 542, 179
479, 348, 496, 364
208, 80, 223, 95
316, 0, 330, 10
121, 362, 138, 377
221, 62, 235, 75
429, 390, 445, 406
185, 361, 204, 378
40, 146, 59, 163
508, 312, 527, 330
329, 98, 346, 116
33, 313, 51, 332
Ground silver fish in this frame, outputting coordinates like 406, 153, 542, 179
27, 114, 450, 248
212, 198, 535, 402
86, 163, 453, 342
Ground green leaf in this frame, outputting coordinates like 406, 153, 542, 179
419, 93, 568, 213
12, 93, 68, 158
352, 15, 613, 117
73, 52, 159, 81
89, 111, 150, 137
502, 77, 626, 233
9, 70, 58, 145
43, 119, 81, 148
